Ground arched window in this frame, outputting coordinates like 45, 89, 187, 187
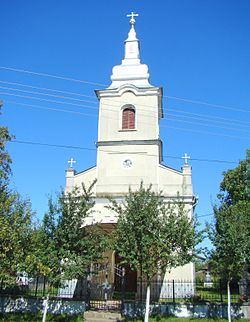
122, 106, 135, 129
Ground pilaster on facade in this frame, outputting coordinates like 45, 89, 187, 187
65, 168, 76, 193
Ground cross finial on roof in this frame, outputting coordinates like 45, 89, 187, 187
68, 158, 76, 168
127, 12, 139, 25
182, 153, 190, 165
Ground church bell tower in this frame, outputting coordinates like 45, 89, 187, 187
95, 13, 163, 196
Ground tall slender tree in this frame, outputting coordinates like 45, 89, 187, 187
109, 183, 200, 322
32, 181, 109, 285
208, 153, 250, 322
0, 103, 35, 285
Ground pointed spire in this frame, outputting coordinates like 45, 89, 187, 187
109, 12, 152, 89
124, 12, 140, 61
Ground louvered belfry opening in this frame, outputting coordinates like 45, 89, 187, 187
122, 106, 135, 129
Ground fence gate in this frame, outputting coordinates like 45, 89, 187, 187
86, 264, 126, 311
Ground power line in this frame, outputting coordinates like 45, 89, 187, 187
164, 95, 250, 114
5, 100, 98, 117
9, 139, 238, 164
0, 66, 106, 87
196, 213, 213, 218
166, 125, 249, 140
1, 65, 250, 114
1, 79, 250, 126
2, 90, 250, 132
4, 99, 250, 140
0, 80, 96, 99
166, 115, 250, 132
167, 107, 250, 127
0, 92, 98, 110
0, 85, 98, 106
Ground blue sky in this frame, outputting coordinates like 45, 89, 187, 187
1, 1, 250, 247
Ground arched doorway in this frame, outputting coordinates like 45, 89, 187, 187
114, 253, 137, 294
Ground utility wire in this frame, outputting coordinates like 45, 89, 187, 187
0, 80, 96, 99
4, 100, 98, 117
1, 79, 250, 126
9, 139, 238, 164
166, 125, 249, 140
1, 82, 250, 128
0, 92, 98, 110
165, 95, 250, 114
1, 65, 250, 114
196, 213, 213, 218
3, 93, 250, 139
0, 85, 97, 106
0, 66, 106, 87
2, 90, 250, 131
4, 99, 250, 139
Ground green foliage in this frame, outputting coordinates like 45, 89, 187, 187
55, 181, 109, 279
109, 183, 200, 282
0, 105, 37, 285
0, 192, 35, 285
209, 153, 250, 281
209, 200, 250, 281
0, 103, 14, 188
218, 155, 249, 206
31, 180, 109, 285
0, 126, 12, 183
208, 153, 250, 321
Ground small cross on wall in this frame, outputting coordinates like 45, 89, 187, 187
182, 153, 190, 165
68, 158, 76, 168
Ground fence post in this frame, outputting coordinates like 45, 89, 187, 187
121, 267, 125, 312
220, 279, 223, 302
35, 276, 39, 297
0, 278, 3, 292
42, 276, 46, 297
140, 270, 143, 302
172, 280, 175, 305
86, 275, 91, 310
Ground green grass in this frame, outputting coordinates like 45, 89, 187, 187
195, 286, 239, 303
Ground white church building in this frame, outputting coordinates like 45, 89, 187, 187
65, 13, 197, 298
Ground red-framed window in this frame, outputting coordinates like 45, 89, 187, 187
122, 107, 135, 129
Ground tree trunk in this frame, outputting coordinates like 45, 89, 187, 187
227, 280, 231, 322
42, 294, 49, 322
144, 282, 150, 322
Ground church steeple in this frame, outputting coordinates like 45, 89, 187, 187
109, 12, 152, 89
124, 12, 140, 61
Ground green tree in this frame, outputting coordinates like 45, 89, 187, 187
25, 198, 61, 281
109, 183, 200, 322
55, 182, 108, 280
0, 191, 35, 285
218, 157, 249, 206
0, 104, 36, 285
31, 182, 109, 322
32, 181, 109, 286
208, 153, 250, 322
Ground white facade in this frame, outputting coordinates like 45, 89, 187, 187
65, 16, 196, 282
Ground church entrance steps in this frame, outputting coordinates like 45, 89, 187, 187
84, 310, 122, 322
89, 300, 122, 311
